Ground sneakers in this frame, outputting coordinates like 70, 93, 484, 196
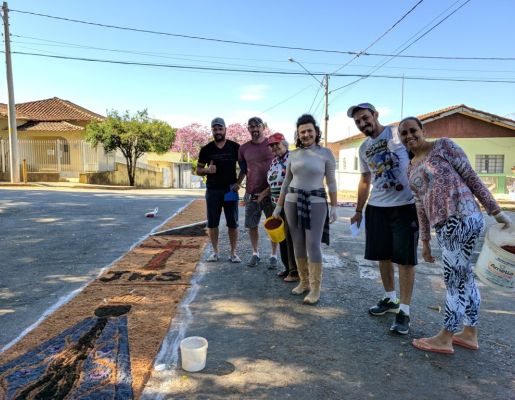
248, 254, 260, 267
390, 310, 410, 335
268, 256, 278, 270
229, 254, 242, 263
369, 297, 400, 316
206, 253, 219, 262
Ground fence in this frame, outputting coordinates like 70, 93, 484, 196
0, 139, 157, 177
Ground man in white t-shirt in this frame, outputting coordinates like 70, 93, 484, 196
348, 103, 419, 335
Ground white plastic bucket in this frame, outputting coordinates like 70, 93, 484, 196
180, 336, 208, 372
475, 225, 515, 292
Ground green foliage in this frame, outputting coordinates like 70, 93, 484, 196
85, 109, 175, 157
85, 109, 176, 186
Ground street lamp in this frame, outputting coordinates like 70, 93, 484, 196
289, 58, 329, 147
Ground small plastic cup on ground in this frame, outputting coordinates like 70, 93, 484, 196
180, 336, 208, 372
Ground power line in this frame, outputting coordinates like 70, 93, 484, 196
9, 8, 515, 61
11, 35, 515, 74
331, 0, 424, 74
9, 51, 515, 84
331, 0, 472, 94
259, 84, 314, 115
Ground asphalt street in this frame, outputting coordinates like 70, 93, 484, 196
0, 187, 202, 348
1, 187, 513, 399
143, 206, 514, 400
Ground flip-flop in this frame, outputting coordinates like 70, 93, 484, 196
412, 338, 454, 355
452, 336, 479, 350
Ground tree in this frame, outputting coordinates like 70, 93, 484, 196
226, 123, 249, 144
85, 109, 175, 186
171, 123, 210, 160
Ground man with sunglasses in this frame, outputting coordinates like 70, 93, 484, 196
235, 117, 277, 268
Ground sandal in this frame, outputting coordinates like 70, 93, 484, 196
284, 274, 299, 282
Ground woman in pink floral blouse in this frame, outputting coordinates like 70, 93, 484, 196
398, 116, 511, 355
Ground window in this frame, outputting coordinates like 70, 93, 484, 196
475, 155, 504, 174
354, 156, 359, 171
341, 158, 346, 171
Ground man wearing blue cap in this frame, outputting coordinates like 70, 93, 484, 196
197, 117, 241, 263
347, 103, 419, 335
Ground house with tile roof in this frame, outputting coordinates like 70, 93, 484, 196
0, 97, 110, 180
332, 105, 515, 195
0, 97, 193, 187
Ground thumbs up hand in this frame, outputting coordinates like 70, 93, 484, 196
206, 160, 216, 174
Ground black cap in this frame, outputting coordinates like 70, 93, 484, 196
248, 116, 263, 126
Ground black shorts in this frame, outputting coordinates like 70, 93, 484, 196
364, 203, 419, 266
205, 188, 239, 229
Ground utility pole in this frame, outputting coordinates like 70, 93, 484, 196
323, 74, 329, 147
2, 1, 19, 182
289, 58, 330, 147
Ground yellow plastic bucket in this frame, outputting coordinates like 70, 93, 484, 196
263, 216, 286, 243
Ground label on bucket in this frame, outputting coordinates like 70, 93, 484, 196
476, 255, 514, 290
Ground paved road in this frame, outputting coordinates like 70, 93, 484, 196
0, 187, 202, 348
142, 206, 515, 400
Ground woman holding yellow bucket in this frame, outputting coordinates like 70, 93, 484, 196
398, 116, 511, 354
266, 133, 299, 282
273, 114, 338, 304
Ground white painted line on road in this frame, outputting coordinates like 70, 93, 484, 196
141, 251, 209, 400
0, 199, 195, 354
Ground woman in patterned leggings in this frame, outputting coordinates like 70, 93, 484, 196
398, 117, 511, 354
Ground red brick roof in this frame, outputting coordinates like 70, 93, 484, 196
17, 121, 84, 131
13, 97, 104, 121
416, 104, 515, 127
330, 104, 515, 146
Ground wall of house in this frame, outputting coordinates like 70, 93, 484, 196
79, 162, 163, 187
450, 137, 515, 175
424, 114, 514, 139
337, 138, 365, 191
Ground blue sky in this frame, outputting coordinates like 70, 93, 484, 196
2, 0, 514, 142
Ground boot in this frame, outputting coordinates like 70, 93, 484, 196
291, 258, 309, 295
303, 262, 322, 304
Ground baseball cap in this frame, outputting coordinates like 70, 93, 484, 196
268, 132, 285, 145
211, 117, 226, 127
346, 103, 377, 118
248, 116, 263, 126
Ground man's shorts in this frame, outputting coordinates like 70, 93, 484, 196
364, 203, 419, 266
205, 188, 239, 229
244, 194, 274, 229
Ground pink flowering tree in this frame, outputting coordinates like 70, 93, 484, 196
171, 123, 210, 161
226, 123, 249, 144
226, 122, 272, 144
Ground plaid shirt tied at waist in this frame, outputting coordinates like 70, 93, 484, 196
288, 186, 330, 245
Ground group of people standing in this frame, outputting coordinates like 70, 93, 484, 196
197, 103, 511, 355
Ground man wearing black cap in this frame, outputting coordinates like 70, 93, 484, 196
234, 116, 277, 267
197, 117, 241, 263
347, 103, 419, 335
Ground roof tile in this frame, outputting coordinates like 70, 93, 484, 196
17, 121, 84, 132
13, 97, 104, 121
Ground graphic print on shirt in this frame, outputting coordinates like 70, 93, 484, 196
365, 139, 404, 191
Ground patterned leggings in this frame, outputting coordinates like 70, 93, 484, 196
435, 213, 484, 333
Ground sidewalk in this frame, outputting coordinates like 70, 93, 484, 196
141, 206, 514, 400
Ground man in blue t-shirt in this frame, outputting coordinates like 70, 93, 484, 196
197, 117, 241, 263
348, 103, 419, 335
